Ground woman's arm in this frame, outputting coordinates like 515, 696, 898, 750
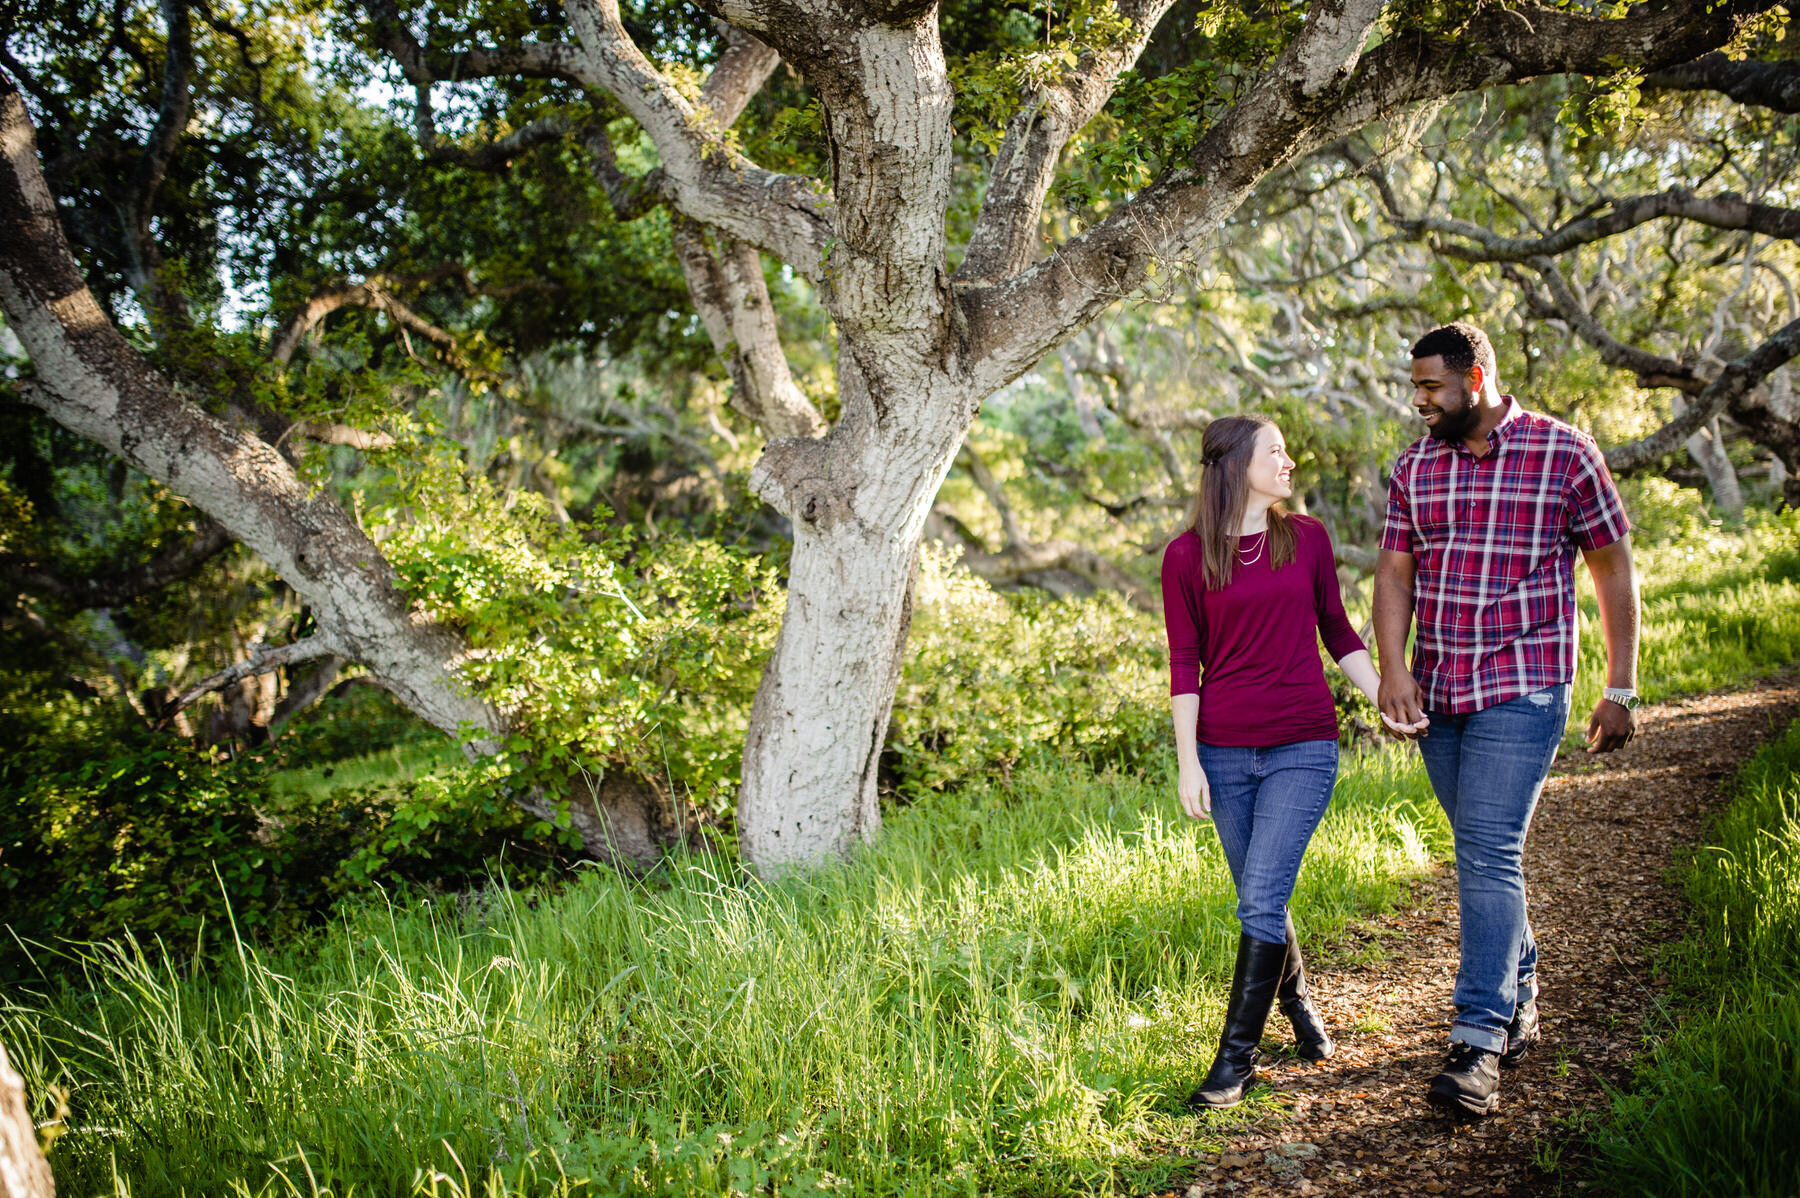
1335, 648, 1381, 708
1171, 692, 1210, 820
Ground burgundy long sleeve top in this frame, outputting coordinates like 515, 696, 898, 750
1160, 514, 1366, 748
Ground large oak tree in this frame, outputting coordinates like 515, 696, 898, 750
2, 0, 1786, 871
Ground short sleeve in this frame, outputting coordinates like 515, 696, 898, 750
1566, 434, 1630, 551
1379, 455, 1415, 555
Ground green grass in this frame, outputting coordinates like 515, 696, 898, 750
1565, 512, 1800, 748
4, 750, 1445, 1198
8, 512, 1799, 1198
1588, 717, 1800, 1198
266, 740, 467, 802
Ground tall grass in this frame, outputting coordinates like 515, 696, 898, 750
1566, 512, 1800, 744
5, 751, 1444, 1198
1589, 718, 1800, 1198
9, 512, 1798, 1197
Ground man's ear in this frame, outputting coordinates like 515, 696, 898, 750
1467, 362, 1485, 395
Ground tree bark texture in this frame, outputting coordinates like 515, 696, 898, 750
0, 1042, 53, 1198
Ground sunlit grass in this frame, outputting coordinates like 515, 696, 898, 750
6, 749, 1444, 1198
267, 740, 466, 803
8, 514, 1798, 1197
1590, 718, 1800, 1198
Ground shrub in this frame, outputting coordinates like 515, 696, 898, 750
888, 546, 1168, 800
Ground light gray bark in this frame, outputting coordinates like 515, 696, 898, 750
1675, 398, 1744, 517
0, 1042, 53, 1198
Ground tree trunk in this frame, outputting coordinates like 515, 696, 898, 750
0, 1042, 53, 1198
737, 354, 967, 871
1674, 395, 1744, 517
737, 519, 920, 868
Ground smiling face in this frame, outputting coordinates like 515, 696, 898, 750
1244, 422, 1295, 505
1411, 354, 1483, 443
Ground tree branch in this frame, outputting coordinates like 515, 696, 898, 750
699, 23, 781, 129
116, 0, 195, 330
0, 518, 233, 608
412, 91, 583, 171
954, 0, 1182, 285
1645, 52, 1800, 113
958, 0, 1779, 399
1421, 187, 1800, 262
1606, 313, 1800, 473
557, 0, 832, 275
154, 635, 338, 729
1522, 257, 1706, 394
361, 0, 583, 85
669, 216, 826, 440
271, 266, 490, 370
957, 442, 1026, 547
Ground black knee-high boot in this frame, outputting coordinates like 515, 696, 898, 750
1190, 934, 1287, 1109
1278, 913, 1335, 1060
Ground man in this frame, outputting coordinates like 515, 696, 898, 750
1374, 321, 1641, 1118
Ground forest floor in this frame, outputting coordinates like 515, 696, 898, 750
1159, 670, 1800, 1198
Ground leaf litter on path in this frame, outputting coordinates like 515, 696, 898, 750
1153, 671, 1800, 1197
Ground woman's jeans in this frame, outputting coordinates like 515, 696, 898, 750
1417, 684, 1570, 1053
1196, 739, 1339, 945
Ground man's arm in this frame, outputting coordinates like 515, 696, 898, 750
1581, 533, 1640, 754
1373, 548, 1428, 735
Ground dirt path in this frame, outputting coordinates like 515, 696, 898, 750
1162, 672, 1800, 1197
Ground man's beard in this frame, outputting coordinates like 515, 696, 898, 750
1426, 396, 1480, 442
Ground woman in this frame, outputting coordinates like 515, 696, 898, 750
1160, 414, 1396, 1109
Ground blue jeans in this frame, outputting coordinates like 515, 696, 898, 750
1417, 684, 1570, 1053
1197, 740, 1339, 945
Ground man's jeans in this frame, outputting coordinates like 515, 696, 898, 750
1197, 739, 1339, 945
1417, 684, 1570, 1053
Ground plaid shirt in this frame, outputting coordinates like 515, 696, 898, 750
1380, 397, 1630, 713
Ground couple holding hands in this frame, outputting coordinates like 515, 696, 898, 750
1161, 321, 1640, 1119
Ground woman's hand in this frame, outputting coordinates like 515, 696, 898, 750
1177, 757, 1212, 820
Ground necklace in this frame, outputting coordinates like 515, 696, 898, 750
1237, 530, 1266, 566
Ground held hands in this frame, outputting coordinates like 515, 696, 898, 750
1177, 758, 1212, 821
1585, 698, 1636, 754
1377, 671, 1431, 739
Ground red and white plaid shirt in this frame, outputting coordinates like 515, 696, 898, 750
1380, 397, 1630, 714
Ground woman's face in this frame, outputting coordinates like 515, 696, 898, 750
1244, 423, 1295, 504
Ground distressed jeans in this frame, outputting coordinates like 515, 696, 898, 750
1196, 739, 1339, 945
1417, 684, 1570, 1053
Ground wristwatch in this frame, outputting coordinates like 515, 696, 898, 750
1602, 687, 1640, 711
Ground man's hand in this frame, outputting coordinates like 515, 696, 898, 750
1177, 759, 1212, 820
1378, 670, 1430, 739
1585, 698, 1636, 754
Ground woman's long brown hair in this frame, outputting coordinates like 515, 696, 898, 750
1186, 413, 1297, 590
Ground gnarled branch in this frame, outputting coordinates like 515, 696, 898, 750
154, 635, 339, 729
1645, 52, 1800, 113
954, 0, 1182, 285
1420, 187, 1800, 263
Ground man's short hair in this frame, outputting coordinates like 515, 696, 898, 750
1411, 322, 1496, 379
